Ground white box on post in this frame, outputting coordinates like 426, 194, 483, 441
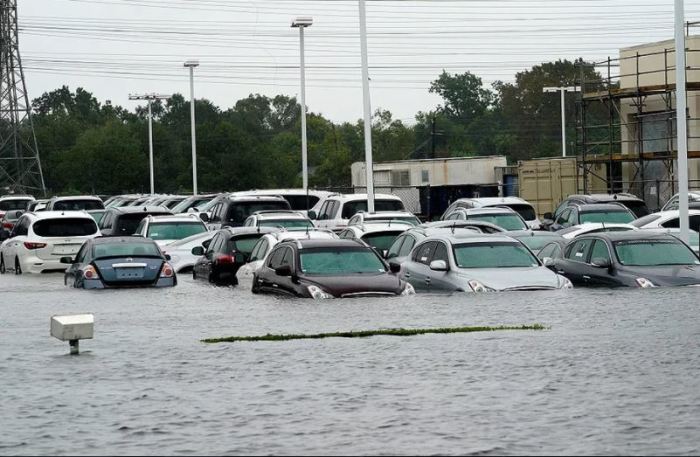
51, 314, 94, 355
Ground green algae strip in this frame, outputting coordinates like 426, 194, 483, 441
202, 324, 547, 344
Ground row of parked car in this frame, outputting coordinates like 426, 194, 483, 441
1, 190, 699, 296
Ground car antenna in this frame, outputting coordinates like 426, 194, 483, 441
451, 222, 456, 234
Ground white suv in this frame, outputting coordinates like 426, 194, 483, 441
311, 193, 406, 232
441, 197, 541, 230
0, 211, 100, 274
0, 195, 34, 219
134, 214, 208, 247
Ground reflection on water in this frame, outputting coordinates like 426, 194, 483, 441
1, 273, 699, 455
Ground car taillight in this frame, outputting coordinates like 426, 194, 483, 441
23, 242, 47, 250
2, 222, 13, 230
160, 262, 174, 278
83, 265, 99, 280
214, 254, 234, 265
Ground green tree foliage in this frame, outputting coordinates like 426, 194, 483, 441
31, 60, 602, 194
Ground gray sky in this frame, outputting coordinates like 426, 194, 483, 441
19, 0, 700, 124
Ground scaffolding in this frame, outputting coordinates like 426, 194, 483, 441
576, 27, 700, 205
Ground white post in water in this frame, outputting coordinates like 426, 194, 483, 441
292, 17, 313, 192
675, 0, 690, 243
359, 0, 375, 212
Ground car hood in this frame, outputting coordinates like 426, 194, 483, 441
618, 264, 700, 287
455, 267, 562, 291
302, 273, 404, 297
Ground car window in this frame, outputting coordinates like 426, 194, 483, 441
92, 242, 162, 259
32, 218, 98, 237
661, 215, 700, 232
580, 210, 635, 225
250, 239, 269, 262
207, 234, 221, 254
662, 196, 679, 211
431, 242, 449, 263
75, 244, 88, 263
268, 248, 286, 269
100, 212, 113, 230
448, 212, 463, 221
147, 222, 207, 241
567, 209, 578, 225
280, 248, 294, 268
12, 216, 29, 236
341, 199, 403, 219
398, 235, 416, 257
134, 219, 147, 236
589, 240, 611, 263
348, 216, 360, 226
413, 241, 437, 265
361, 232, 404, 252
339, 230, 353, 239
284, 195, 320, 211
566, 239, 594, 262
317, 201, 331, 220
538, 243, 558, 260
53, 200, 104, 211
556, 209, 571, 225
387, 235, 406, 259
228, 235, 264, 257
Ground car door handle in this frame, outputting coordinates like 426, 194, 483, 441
425, 277, 431, 283
404, 273, 411, 279
583, 275, 591, 280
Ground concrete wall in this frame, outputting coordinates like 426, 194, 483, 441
351, 156, 508, 187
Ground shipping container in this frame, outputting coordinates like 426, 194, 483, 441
518, 157, 579, 217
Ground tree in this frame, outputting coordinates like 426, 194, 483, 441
429, 71, 495, 123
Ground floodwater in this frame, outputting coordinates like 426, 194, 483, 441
1, 273, 699, 456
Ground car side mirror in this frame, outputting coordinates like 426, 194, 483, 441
60, 256, 74, 264
430, 260, 448, 272
165, 254, 172, 261
275, 265, 293, 277
191, 246, 205, 256
199, 213, 210, 223
543, 212, 554, 221
389, 262, 401, 274
308, 210, 317, 220
591, 257, 612, 269
542, 257, 555, 268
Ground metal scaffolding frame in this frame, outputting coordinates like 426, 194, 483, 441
576, 28, 700, 201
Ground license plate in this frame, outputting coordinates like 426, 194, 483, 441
116, 268, 145, 280
52, 245, 80, 255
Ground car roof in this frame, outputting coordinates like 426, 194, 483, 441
576, 203, 631, 212
568, 193, 644, 202
428, 232, 519, 244
146, 214, 204, 222
111, 206, 173, 215
324, 193, 402, 202
221, 226, 279, 236
348, 223, 413, 235
649, 209, 700, 218
420, 220, 506, 232
252, 211, 308, 220
92, 236, 156, 245
455, 207, 518, 215
0, 195, 34, 200
25, 211, 94, 220
288, 238, 368, 249
508, 230, 564, 238
225, 195, 288, 203
355, 211, 415, 218
454, 197, 531, 206
50, 195, 102, 201
578, 231, 679, 242
267, 229, 337, 241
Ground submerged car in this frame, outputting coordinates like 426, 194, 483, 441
134, 214, 208, 247
507, 230, 566, 255
441, 197, 541, 230
396, 232, 573, 292
548, 203, 636, 232
442, 207, 529, 231
339, 221, 413, 257
62, 237, 176, 289
545, 232, 700, 288
252, 238, 414, 298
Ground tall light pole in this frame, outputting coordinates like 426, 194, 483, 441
675, 0, 690, 243
292, 17, 313, 192
129, 93, 170, 194
359, 0, 375, 212
543, 86, 579, 157
184, 60, 200, 195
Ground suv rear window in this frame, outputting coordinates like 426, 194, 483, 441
341, 199, 404, 219
283, 195, 321, 211
116, 213, 169, 235
0, 199, 31, 211
33, 218, 98, 237
616, 201, 649, 218
225, 201, 291, 225
504, 204, 537, 222
53, 200, 104, 211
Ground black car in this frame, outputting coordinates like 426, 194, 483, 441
546, 232, 700, 288
548, 203, 636, 232
545, 193, 649, 225
99, 206, 173, 236
252, 238, 414, 299
203, 195, 292, 229
63, 237, 176, 289
192, 227, 277, 285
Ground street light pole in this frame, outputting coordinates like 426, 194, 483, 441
129, 93, 170, 194
292, 17, 313, 192
359, 0, 375, 212
675, 0, 690, 243
543, 86, 579, 157
184, 60, 200, 196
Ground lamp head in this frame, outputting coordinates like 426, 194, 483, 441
184, 60, 200, 68
292, 17, 313, 28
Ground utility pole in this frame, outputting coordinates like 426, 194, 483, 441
0, 0, 45, 195
543, 86, 579, 157
128, 93, 170, 194
184, 61, 199, 195
431, 116, 436, 159
359, 0, 375, 212
675, 0, 690, 243
292, 17, 313, 193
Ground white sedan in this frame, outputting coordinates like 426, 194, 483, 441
631, 210, 700, 230
161, 231, 215, 274
557, 223, 638, 240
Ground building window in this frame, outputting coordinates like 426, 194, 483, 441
421, 170, 429, 183
391, 170, 410, 186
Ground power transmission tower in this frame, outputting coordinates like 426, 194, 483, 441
0, 0, 45, 195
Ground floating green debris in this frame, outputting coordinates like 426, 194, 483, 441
202, 324, 547, 344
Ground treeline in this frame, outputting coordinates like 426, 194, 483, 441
32, 59, 602, 195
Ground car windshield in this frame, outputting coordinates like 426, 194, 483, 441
32, 218, 98, 237
300, 247, 386, 276
53, 200, 104, 211
580, 211, 634, 224
226, 202, 291, 225
614, 239, 700, 266
147, 222, 207, 241
504, 204, 537, 221
467, 214, 527, 231
515, 234, 562, 251
228, 236, 263, 256
259, 219, 314, 230
0, 199, 31, 211
453, 242, 540, 268
93, 242, 162, 259
361, 232, 404, 251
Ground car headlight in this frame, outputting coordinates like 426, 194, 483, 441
307, 285, 334, 299
558, 275, 574, 290
636, 278, 656, 289
401, 283, 416, 296
468, 280, 495, 293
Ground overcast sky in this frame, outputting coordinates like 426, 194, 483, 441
18, 0, 700, 124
